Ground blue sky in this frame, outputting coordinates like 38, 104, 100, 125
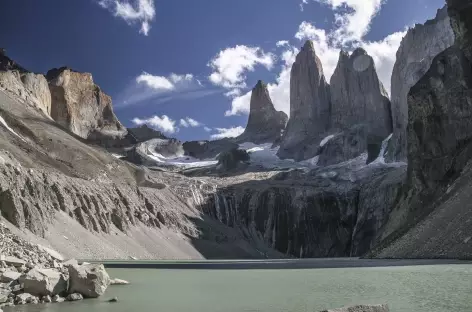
0, 0, 446, 141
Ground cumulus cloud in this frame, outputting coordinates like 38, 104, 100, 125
180, 117, 202, 128
276, 40, 290, 47
208, 45, 275, 89
204, 126, 212, 132
98, 0, 156, 35
132, 115, 177, 133
210, 126, 245, 140
225, 90, 252, 116
136, 72, 195, 90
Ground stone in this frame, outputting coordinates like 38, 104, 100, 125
46, 67, 125, 139
63, 259, 79, 267
41, 295, 52, 303
0, 271, 21, 283
110, 278, 129, 285
0, 256, 25, 268
67, 263, 110, 298
278, 40, 331, 161
108, 297, 118, 302
388, 6, 454, 161
235, 80, 288, 144
66, 293, 83, 301
15, 293, 36, 305
52, 294, 65, 303
21, 267, 68, 297
321, 304, 389, 312
330, 48, 392, 139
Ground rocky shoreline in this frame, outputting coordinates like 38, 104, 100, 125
0, 222, 124, 309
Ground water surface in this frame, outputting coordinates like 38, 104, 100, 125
9, 264, 472, 312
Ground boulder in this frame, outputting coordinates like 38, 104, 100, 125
0, 271, 21, 283
41, 295, 52, 303
0, 256, 25, 268
15, 293, 38, 305
110, 278, 129, 285
46, 67, 125, 139
52, 294, 65, 303
321, 304, 389, 312
278, 40, 331, 161
67, 263, 110, 298
388, 6, 454, 161
66, 293, 83, 301
21, 267, 68, 297
235, 80, 288, 144
330, 49, 392, 139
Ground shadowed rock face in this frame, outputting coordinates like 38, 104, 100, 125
236, 81, 287, 144
47, 67, 124, 139
330, 48, 392, 139
277, 41, 331, 161
388, 6, 454, 162
447, 0, 472, 62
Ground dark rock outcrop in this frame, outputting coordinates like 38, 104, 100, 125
235, 81, 287, 144
388, 6, 454, 162
47, 67, 125, 139
277, 41, 331, 161
330, 48, 392, 139
216, 148, 250, 171
183, 139, 238, 160
199, 162, 406, 258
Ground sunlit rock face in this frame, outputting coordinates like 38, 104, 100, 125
235, 80, 287, 145
329, 48, 392, 139
47, 67, 125, 139
388, 6, 454, 162
277, 40, 331, 161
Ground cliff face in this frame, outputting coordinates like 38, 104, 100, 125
330, 48, 392, 139
277, 41, 331, 161
388, 6, 454, 162
236, 81, 288, 144
47, 67, 124, 139
0, 53, 51, 116
371, 0, 472, 259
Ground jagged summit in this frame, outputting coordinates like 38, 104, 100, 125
330, 48, 392, 138
235, 80, 287, 144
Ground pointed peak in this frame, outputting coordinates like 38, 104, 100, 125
302, 40, 315, 52
255, 80, 266, 88
351, 47, 368, 58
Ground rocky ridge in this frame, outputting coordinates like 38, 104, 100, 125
388, 6, 454, 162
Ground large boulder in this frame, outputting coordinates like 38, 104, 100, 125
21, 268, 68, 297
321, 304, 389, 312
388, 6, 454, 162
216, 148, 250, 171
277, 40, 331, 161
0, 270, 21, 283
46, 67, 125, 139
330, 48, 392, 139
67, 263, 110, 298
235, 80, 287, 144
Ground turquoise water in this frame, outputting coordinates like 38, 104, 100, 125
8, 264, 472, 312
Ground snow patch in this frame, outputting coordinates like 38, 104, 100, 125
0, 115, 24, 141
371, 133, 393, 164
111, 154, 125, 159
319, 134, 335, 147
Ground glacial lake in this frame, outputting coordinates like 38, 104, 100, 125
7, 261, 472, 312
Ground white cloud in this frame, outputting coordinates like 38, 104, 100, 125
136, 72, 195, 90
180, 117, 202, 128
132, 115, 177, 134
276, 40, 290, 47
224, 89, 242, 98
208, 45, 275, 89
210, 126, 245, 140
98, 0, 156, 35
225, 90, 252, 116
204, 126, 212, 132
